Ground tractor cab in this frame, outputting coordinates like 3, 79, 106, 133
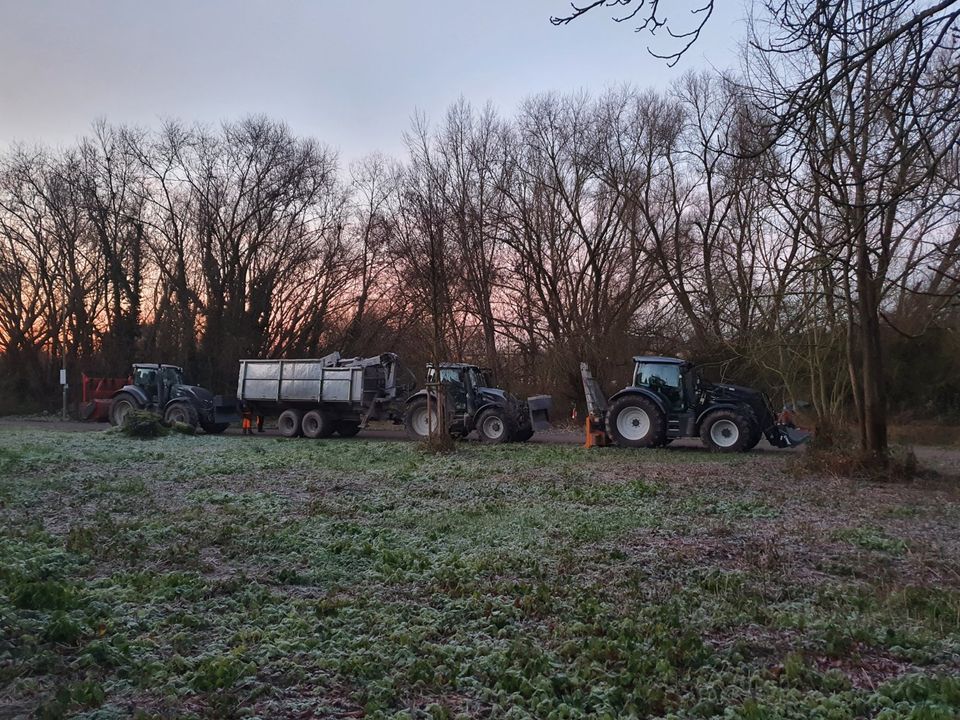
425, 363, 494, 415
632, 357, 691, 411
132, 363, 185, 405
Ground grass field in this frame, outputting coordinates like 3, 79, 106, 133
1, 429, 959, 719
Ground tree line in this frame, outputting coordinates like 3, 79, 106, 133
1, 0, 958, 455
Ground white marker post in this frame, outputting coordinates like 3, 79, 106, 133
60, 367, 68, 420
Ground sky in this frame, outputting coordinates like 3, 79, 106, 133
0, 0, 746, 163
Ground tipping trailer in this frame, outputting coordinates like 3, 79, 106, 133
237, 352, 414, 438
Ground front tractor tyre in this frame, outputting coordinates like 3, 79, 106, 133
700, 410, 753, 453
606, 395, 666, 449
277, 409, 304, 438
404, 397, 440, 441
109, 393, 140, 427
477, 409, 515, 444
164, 402, 199, 430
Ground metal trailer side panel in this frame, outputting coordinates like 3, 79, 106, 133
280, 361, 324, 401
319, 368, 357, 403
238, 358, 372, 405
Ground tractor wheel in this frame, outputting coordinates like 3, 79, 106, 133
336, 421, 361, 437
302, 410, 335, 439
476, 409, 515, 444
164, 402, 198, 430
700, 409, 753, 453
404, 397, 440, 441
278, 409, 304, 438
744, 420, 763, 450
512, 424, 534, 443
201, 422, 230, 435
605, 395, 666, 448
109, 392, 141, 427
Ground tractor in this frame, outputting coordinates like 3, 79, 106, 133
108, 363, 238, 434
404, 362, 551, 443
581, 356, 808, 452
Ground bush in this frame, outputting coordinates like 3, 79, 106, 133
169, 421, 195, 435
119, 410, 169, 439
795, 420, 919, 481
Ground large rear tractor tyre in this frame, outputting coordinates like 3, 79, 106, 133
302, 410, 335, 439
278, 409, 304, 438
201, 422, 230, 435
336, 421, 361, 438
404, 397, 440, 441
476, 409, 515, 444
605, 395, 666, 448
700, 409, 753, 453
109, 393, 140, 427
163, 402, 199, 430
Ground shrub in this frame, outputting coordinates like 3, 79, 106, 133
795, 419, 919, 481
119, 410, 169, 439
169, 421, 195, 435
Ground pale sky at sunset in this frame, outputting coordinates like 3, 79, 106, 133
0, 0, 745, 162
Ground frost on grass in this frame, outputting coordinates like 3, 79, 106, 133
0, 429, 958, 718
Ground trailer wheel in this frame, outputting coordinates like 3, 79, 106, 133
605, 395, 666, 448
404, 397, 440, 441
109, 393, 140, 426
302, 410, 335, 439
336, 421, 361, 437
164, 402, 198, 429
477, 409, 515, 444
278, 409, 304, 438
700, 409, 753, 453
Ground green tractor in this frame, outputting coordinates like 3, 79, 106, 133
108, 363, 238, 434
404, 362, 552, 443
582, 356, 808, 452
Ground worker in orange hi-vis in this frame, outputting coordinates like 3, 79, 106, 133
241, 408, 253, 435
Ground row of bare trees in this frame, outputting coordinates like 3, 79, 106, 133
1, 0, 958, 455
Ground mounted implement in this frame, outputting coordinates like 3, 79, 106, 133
108, 363, 237, 433
581, 357, 808, 452
237, 352, 414, 438
404, 362, 552, 443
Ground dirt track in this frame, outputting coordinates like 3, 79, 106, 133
0, 416, 785, 450
5, 416, 960, 474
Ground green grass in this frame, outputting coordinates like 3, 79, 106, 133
0, 428, 958, 719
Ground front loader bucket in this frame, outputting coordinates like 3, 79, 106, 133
527, 395, 552, 431
782, 426, 812, 446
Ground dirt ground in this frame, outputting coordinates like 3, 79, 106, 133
3, 415, 959, 473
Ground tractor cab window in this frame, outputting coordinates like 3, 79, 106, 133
427, 367, 464, 386
427, 367, 468, 411
635, 362, 683, 409
160, 366, 183, 387
467, 367, 488, 389
134, 368, 159, 397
